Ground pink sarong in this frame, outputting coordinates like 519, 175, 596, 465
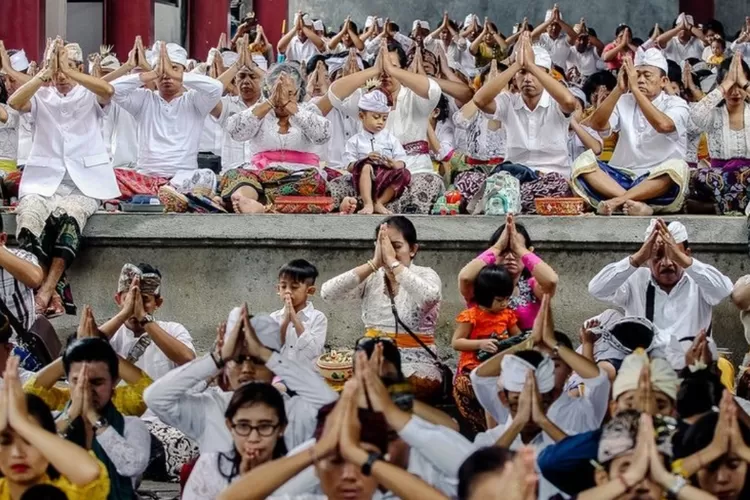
250, 150, 321, 170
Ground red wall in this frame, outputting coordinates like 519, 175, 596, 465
0, 0, 46, 62
188, 0, 230, 61
104, 0, 155, 62
679, 0, 715, 26
254, 0, 288, 52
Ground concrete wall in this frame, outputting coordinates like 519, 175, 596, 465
7, 214, 748, 364
716, 2, 750, 37
155, 1, 182, 44
66, 2, 104, 59
287, 0, 679, 42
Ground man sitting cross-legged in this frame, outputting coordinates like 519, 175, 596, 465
572, 48, 690, 215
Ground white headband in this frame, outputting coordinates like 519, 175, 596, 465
365, 16, 384, 29
612, 350, 679, 400
532, 46, 552, 70
634, 47, 668, 74
9, 49, 29, 72
222, 51, 239, 67
313, 20, 324, 32
359, 90, 390, 113
327, 55, 364, 76
644, 219, 688, 244
65, 43, 83, 63
463, 14, 479, 27
412, 20, 430, 31
499, 354, 556, 394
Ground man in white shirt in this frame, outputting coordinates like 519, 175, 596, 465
8, 40, 120, 318
657, 13, 706, 64
573, 48, 690, 216
473, 33, 578, 212
277, 13, 326, 64
566, 24, 605, 78
269, 259, 327, 366
589, 219, 732, 354
424, 14, 468, 73
209, 44, 264, 173
111, 41, 223, 199
102, 263, 194, 380
145, 305, 338, 454
531, 5, 578, 69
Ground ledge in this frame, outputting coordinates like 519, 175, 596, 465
1, 213, 747, 251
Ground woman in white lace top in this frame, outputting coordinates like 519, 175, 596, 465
220, 63, 332, 213
320, 216, 443, 399
689, 55, 750, 214
183, 383, 288, 500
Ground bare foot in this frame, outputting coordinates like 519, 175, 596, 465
34, 293, 51, 315
623, 200, 654, 216
358, 202, 374, 215
230, 192, 265, 214
340, 197, 357, 214
373, 202, 392, 214
596, 198, 624, 215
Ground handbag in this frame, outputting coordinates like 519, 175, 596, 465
0, 297, 61, 367
383, 276, 454, 403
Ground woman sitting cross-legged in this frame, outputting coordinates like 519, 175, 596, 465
220, 63, 332, 213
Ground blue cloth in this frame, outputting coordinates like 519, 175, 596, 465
574, 160, 680, 207
490, 162, 539, 183
537, 429, 601, 496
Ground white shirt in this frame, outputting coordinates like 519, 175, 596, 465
217, 95, 256, 172
663, 37, 704, 64
0, 248, 39, 332
568, 125, 602, 161
493, 90, 572, 176
96, 416, 151, 479
324, 107, 358, 168
20, 85, 120, 200
607, 92, 689, 174
112, 73, 223, 180
566, 46, 604, 77
539, 33, 572, 69
109, 321, 194, 380
269, 302, 328, 365
182, 452, 236, 500
103, 103, 139, 168
424, 35, 469, 71
330, 79, 442, 174
16, 113, 33, 165
588, 256, 733, 345
432, 120, 455, 162
144, 353, 338, 453
342, 129, 408, 165
285, 37, 321, 64
199, 114, 223, 155
0, 104, 19, 161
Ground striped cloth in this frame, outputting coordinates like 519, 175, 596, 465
0, 248, 38, 333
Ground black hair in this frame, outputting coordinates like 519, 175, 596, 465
137, 262, 161, 277
675, 370, 723, 420
513, 349, 544, 367
388, 22, 400, 33
553, 331, 573, 350
712, 37, 727, 49
305, 54, 329, 76
667, 60, 682, 85
63, 337, 119, 380
717, 55, 750, 90
581, 70, 617, 104
377, 216, 417, 247
704, 19, 725, 38
457, 447, 515, 500
587, 27, 598, 38
610, 321, 655, 351
478, 61, 508, 85
386, 41, 408, 69
473, 265, 515, 308
278, 259, 319, 285
354, 338, 404, 381
615, 24, 630, 37
0, 77, 7, 105
488, 22, 498, 33
24, 394, 61, 480
433, 94, 451, 122
219, 382, 289, 481
340, 21, 359, 33
20, 485, 68, 500
488, 222, 531, 249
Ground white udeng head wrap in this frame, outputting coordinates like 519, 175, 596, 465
365, 16, 384, 29
463, 14, 479, 28
412, 20, 430, 32
165, 43, 188, 67
612, 350, 680, 401
65, 43, 83, 64
313, 20, 324, 32
222, 51, 239, 67
100, 55, 121, 70
532, 46, 552, 70
9, 50, 29, 72
358, 90, 390, 113
225, 307, 282, 352
499, 354, 556, 394
644, 219, 688, 244
295, 13, 313, 27
634, 47, 668, 75
326, 55, 364, 76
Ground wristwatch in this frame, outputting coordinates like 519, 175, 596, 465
140, 314, 155, 326
361, 452, 382, 476
667, 475, 687, 499
92, 417, 109, 432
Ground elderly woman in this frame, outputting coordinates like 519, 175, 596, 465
221, 63, 332, 213
321, 216, 443, 399
454, 214, 558, 432
689, 55, 750, 214
327, 43, 444, 214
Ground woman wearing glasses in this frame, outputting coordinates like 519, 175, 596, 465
182, 382, 288, 499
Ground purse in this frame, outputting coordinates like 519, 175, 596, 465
0, 297, 61, 367
383, 276, 454, 403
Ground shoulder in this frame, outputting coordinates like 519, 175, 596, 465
456, 308, 476, 323
662, 94, 690, 111
157, 321, 192, 337
411, 263, 441, 279
6, 248, 39, 266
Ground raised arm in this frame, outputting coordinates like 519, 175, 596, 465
587, 71, 624, 130
656, 24, 682, 49
57, 42, 113, 104
8, 47, 56, 113
0, 41, 33, 88
0, 247, 43, 289
518, 34, 575, 113
277, 13, 301, 55
473, 62, 520, 115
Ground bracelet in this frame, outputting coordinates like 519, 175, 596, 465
366, 260, 378, 273
618, 474, 632, 492
667, 475, 687, 498
210, 350, 225, 369
521, 252, 542, 272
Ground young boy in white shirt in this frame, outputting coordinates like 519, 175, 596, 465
342, 88, 411, 215
270, 259, 328, 366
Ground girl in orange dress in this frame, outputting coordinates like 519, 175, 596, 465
451, 264, 521, 435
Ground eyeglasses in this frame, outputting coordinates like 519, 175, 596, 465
228, 354, 265, 365
230, 421, 280, 437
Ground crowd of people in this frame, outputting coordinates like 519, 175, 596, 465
0, 5, 749, 500
0, 209, 740, 499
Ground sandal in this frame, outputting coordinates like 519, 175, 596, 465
44, 293, 65, 319
158, 186, 189, 213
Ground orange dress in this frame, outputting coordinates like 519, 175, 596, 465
456, 306, 518, 374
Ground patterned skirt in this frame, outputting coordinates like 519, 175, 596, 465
328, 172, 444, 214
219, 166, 327, 205
115, 169, 170, 199
689, 164, 750, 215
351, 158, 411, 199
144, 420, 199, 482
452, 372, 487, 437
449, 154, 502, 210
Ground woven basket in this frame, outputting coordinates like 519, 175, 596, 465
534, 197, 585, 216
